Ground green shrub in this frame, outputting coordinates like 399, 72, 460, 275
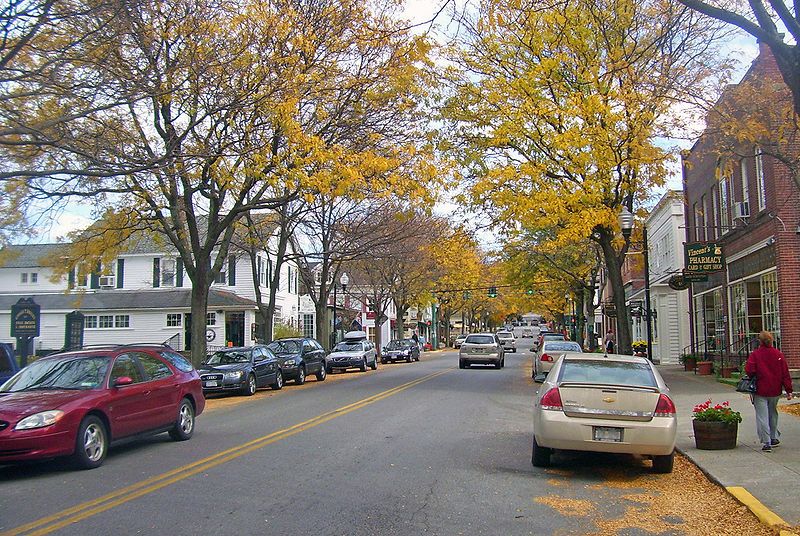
274, 322, 302, 339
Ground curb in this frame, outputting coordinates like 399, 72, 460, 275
677, 447, 798, 536
726, 487, 798, 536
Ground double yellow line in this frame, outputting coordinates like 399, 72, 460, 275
3, 368, 451, 536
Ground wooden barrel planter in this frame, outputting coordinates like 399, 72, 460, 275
692, 420, 738, 450
695, 361, 713, 375
683, 357, 697, 371
720, 366, 737, 378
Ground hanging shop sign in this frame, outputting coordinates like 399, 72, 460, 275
685, 242, 724, 274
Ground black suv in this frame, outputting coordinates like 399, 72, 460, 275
266, 338, 327, 384
199, 346, 282, 395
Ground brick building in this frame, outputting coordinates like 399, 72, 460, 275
682, 44, 800, 368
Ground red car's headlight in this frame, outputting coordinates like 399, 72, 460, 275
15, 410, 65, 430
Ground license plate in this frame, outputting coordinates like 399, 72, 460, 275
204, 381, 218, 387
593, 426, 622, 442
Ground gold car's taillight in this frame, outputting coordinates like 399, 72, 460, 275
654, 394, 676, 417
540, 388, 563, 411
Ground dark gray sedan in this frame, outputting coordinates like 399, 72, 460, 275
381, 339, 421, 364
199, 346, 281, 395
266, 338, 328, 384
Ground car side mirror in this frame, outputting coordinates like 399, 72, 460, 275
534, 373, 547, 383
113, 376, 134, 387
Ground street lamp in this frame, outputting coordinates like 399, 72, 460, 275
618, 208, 653, 362
332, 272, 350, 347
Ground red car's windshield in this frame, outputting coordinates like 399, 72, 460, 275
1, 356, 111, 392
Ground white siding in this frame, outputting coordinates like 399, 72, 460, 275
0, 266, 66, 294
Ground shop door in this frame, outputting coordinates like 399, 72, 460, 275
226, 312, 245, 347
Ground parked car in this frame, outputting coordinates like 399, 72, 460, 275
266, 337, 327, 384
326, 331, 378, 373
459, 333, 505, 369
496, 330, 517, 353
453, 333, 468, 349
533, 331, 566, 352
199, 345, 281, 395
0, 343, 20, 386
0, 344, 204, 469
532, 354, 677, 473
381, 339, 421, 363
533, 340, 583, 378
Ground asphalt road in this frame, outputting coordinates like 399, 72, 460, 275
0, 348, 729, 536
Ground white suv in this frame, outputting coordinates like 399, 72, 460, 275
496, 330, 517, 353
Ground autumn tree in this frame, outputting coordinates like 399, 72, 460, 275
442, 0, 729, 354
427, 225, 487, 341
15, 0, 439, 364
504, 231, 603, 348
677, 0, 800, 116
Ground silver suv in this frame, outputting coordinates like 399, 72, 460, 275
496, 330, 517, 353
459, 333, 505, 369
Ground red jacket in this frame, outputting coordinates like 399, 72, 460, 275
745, 345, 793, 397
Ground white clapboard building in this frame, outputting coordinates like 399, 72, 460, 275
0, 235, 301, 355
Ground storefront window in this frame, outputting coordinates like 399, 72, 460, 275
762, 271, 781, 348
730, 282, 748, 352
694, 289, 724, 352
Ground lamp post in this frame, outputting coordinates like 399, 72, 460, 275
618, 207, 653, 361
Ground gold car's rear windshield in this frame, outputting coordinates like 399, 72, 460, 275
559, 360, 657, 388
465, 335, 494, 345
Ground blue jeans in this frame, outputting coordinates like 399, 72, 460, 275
752, 395, 780, 445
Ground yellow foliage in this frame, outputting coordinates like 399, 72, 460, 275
442, 0, 725, 244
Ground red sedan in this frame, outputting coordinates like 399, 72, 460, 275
0, 344, 205, 469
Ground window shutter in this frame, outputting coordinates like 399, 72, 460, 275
90, 262, 100, 289
116, 259, 125, 288
176, 258, 184, 287
68, 269, 75, 289
153, 258, 161, 288
228, 255, 236, 286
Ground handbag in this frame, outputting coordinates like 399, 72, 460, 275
735, 375, 757, 394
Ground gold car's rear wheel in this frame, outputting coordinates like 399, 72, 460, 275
531, 436, 551, 467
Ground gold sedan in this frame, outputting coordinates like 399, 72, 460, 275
532, 354, 677, 473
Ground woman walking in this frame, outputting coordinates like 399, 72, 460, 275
745, 331, 794, 452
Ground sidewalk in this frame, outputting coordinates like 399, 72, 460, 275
659, 365, 800, 530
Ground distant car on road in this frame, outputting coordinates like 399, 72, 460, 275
266, 337, 328, 384
496, 330, 517, 353
521, 328, 534, 338
453, 333, 468, 349
0, 344, 204, 469
459, 333, 504, 369
532, 354, 677, 473
327, 331, 378, 373
533, 340, 583, 377
200, 345, 282, 395
533, 331, 566, 352
381, 339, 421, 363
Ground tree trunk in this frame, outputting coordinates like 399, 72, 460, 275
317, 299, 332, 350
575, 289, 586, 348
596, 229, 632, 355
395, 303, 410, 339
189, 279, 211, 367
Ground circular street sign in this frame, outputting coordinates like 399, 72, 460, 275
205, 329, 216, 342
